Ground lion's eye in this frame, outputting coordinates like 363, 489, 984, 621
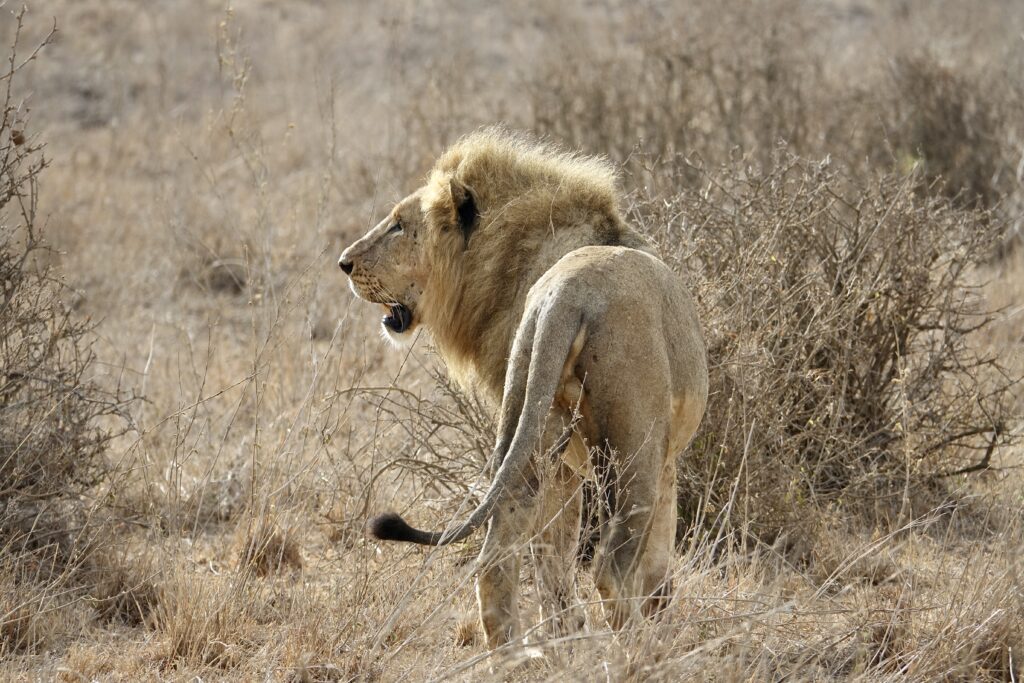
387, 222, 403, 236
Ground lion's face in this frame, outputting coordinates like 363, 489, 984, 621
339, 182, 471, 344
338, 190, 429, 343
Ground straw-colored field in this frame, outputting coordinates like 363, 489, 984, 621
1, 1, 1022, 680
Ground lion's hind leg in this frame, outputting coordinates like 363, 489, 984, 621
477, 478, 539, 649
530, 458, 585, 640
592, 425, 676, 630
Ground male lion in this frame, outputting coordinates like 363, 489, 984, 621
338, 128, 707, 647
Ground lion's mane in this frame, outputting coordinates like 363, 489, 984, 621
417, 127, 649, 398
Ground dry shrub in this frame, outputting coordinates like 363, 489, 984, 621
0, 12, 130, 560
528, 3, 1023, 231
531, 0, 820, 174
353, 370, 495, 529
884, 54, 1015, 209
636, 151, 1017, 539
0, 13, 138, 661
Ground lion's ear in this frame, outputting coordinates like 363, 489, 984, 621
449, 177, 478, 246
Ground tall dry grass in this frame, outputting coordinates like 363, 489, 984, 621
0, 0, 1021, 680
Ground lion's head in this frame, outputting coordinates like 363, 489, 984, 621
339, 127, 644, 397
338, 177, 478, 345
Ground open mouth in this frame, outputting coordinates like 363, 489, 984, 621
382, 303, 413, 334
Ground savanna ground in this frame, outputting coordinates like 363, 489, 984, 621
1, 0, 1024, 680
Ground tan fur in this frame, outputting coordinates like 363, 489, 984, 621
339, 127, 708, 648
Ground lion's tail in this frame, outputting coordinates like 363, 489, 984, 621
366, 299, 584, 546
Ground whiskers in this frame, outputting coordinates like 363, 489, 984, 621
354, 276, 401, 307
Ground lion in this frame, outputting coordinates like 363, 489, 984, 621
338, 127, 707, 648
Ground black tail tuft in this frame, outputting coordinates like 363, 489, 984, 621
366, 512, 426, 543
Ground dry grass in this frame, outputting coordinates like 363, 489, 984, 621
0, 0, 1022, 680
235, 510, 303, 577
640, 153, 1015, 540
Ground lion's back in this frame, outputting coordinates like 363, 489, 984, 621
530, 246, 706, 391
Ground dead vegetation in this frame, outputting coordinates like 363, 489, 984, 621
0, 15, 125, 519
638, 153, 1016, 539
235, 510, 303, 576
0, 0, 1022, 680
0, 8, 135, 659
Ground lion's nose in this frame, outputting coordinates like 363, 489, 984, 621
339, 257, 353, 275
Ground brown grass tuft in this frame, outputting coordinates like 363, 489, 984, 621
453, 615, 479, 648
152, 567, 257, 670
85, 548, 160, 627
0, 587, 60, 655
236, 513, 303, 577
